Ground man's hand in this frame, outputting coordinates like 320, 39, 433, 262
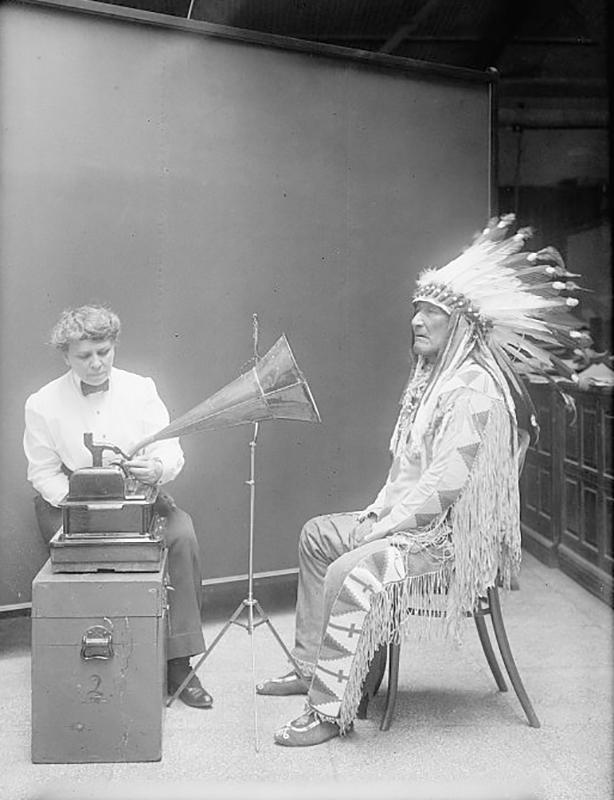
349, 515, 375, 549
123, 456, 163, 485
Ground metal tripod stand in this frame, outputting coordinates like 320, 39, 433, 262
167, 315, 305, 750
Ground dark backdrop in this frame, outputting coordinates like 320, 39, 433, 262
0, 0, 494, 606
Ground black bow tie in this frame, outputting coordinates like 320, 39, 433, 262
81, 379, 109, 396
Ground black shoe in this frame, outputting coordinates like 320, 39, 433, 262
167, 658, 213, 709
174, 680, 214, 709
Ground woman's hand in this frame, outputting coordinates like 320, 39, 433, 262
123, 456, 163, 485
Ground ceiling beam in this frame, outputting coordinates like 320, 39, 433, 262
500, 78, 609, 98
320, 35, 598, 46
379, 0, 442, 55
498, 106, 609, 129
473, 0, 533, 69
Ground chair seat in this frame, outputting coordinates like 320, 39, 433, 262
359, 583, 540, 730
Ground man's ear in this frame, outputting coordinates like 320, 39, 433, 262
62, 350, 70, 366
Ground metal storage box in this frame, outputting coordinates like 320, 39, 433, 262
31, 557, 167, 763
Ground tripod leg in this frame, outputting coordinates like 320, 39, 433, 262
254, 600, 307, 680
248, 603, 261, 752
167, 600, 248, 708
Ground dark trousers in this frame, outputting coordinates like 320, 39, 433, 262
34, 494, 205, 660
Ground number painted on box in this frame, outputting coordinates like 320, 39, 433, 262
85, 673, 105, 703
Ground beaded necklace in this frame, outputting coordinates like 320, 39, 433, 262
390, 360, 434, 457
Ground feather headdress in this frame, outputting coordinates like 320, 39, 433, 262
413, 213, 584, 391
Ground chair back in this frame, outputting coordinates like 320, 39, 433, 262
517, 428, 530, 479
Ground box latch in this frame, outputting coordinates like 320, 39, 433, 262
80, 625, 114, 660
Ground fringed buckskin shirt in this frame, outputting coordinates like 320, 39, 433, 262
360, 358, 519, 553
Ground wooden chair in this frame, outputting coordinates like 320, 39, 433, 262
358, 430, 540, 730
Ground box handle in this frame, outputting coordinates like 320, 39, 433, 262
80, 625, 114, 660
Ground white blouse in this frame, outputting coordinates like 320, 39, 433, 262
24, 367, 184, 506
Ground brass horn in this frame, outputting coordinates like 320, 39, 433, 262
128, 334, 321, 456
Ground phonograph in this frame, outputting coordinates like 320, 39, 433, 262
48, 431, 164, 572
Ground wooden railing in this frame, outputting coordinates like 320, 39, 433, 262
520, 380, 613, 606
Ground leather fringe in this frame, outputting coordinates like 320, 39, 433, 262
337, 401, 520, 731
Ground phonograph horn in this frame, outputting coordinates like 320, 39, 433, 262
128, 334, 321, 457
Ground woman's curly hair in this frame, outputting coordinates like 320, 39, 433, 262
49, 305, 121, 351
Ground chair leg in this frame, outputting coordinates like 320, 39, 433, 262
487, 586, 541, 728
357, 645, 388, 719
380, 642, 400, 731
371, 644, 388, 697
474, 613, 508, 692
356, 694, 369, 719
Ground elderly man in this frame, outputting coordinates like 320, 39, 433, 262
23, 304, 213, 709
257, 215, 581, 746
